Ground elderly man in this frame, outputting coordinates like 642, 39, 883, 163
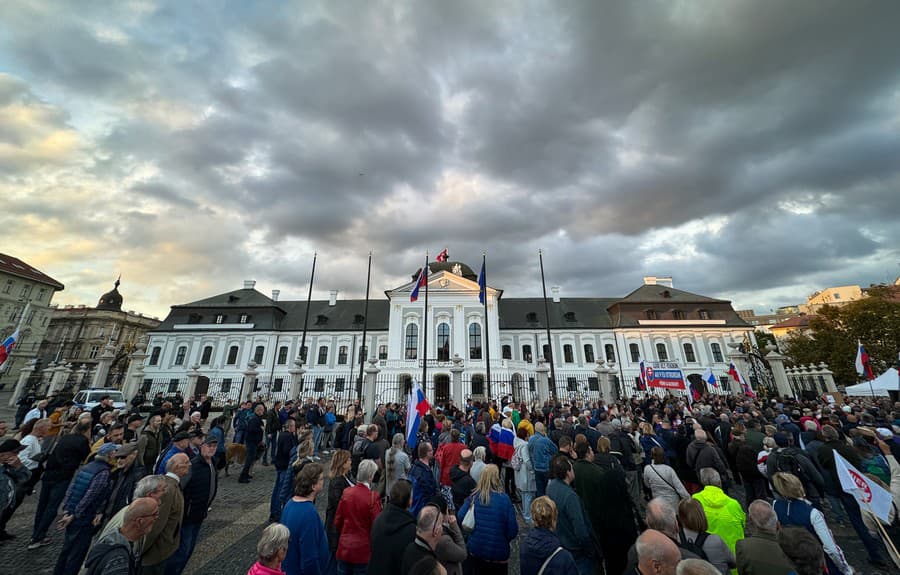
692, 468, 745, 553
400, 504, 444, 574
98, 474, 168, 540
156, 431, 191, 474
84, 497, 160, 574
631, 529, 681, 575
54, 443, 119, 575
142, 453, 188, 575
24, 399, 50, 426
625, 498, 702, 570
165, 436, 219, 575
735, 500, 794, 575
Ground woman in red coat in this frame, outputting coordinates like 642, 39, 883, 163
334, 459, 382, 575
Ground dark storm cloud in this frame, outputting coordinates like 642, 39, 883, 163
3, 0, 900, 316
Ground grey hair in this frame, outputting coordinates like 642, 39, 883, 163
357, 459, 378, 484
698, 467, 721, 487
416, 504, 441, 535
676, 558, 720, 575
257, 523, 290, 562
392, 433, 405, 449
473, 446, 486, 461
748, 499, 778, 532
134, 475, 166, 498
693, 429, 707, 442
645, 498, 678, 536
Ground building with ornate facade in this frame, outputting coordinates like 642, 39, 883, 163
141, 260, 753, 408
0, 253, 64, 398
36, 279, 162, 389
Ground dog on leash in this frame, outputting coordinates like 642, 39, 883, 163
224, 443, 247, 476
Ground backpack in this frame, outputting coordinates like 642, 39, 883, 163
774, 450, 807, 482
351, 438, 371, 476
677, 527, 709, 561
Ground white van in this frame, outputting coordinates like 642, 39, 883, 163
73, 388, 127, 412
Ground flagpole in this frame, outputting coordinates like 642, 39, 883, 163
298, 252, 317, 396
421, 253, 429, 400
356, 252, 372, 402
481, 252, 492, 401
538, 249, 558, 403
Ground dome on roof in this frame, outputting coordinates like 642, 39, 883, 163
97, 277, 123, 311
412, 261, 478, 282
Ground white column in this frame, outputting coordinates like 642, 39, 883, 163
364, 358, 380, 422
8, 362, 36, 407
450, 354, 465, 407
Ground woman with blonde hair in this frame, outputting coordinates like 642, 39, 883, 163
639, 421, 665, 466
325, 449, 354, 569
519, 497, 578, 575
772, 472, 852, 574
456, 464, 518, 573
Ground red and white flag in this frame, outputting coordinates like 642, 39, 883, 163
436, 248, 449, 262
728, 362, 755, 398
835, 451, 892, 522
855, 340, 875, 380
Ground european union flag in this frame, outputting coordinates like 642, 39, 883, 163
478, 261, 486, 304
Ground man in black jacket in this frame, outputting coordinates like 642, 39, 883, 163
269, 418, 299, 521
239, 404, 265, 483
470, 422, 492, 463
29, 421, 91, 548
449, 449, 476, 510
166, 436, 218, 575
369, 480, 417, 575
263, 401, 282, 466
400, 504, 443, 575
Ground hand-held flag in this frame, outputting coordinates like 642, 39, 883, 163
855, 340, 875, 380
702, 367, 718, 389
488, 422, 515, 460
638, 359, 647, 391
835, 451, 892, 523
0, 329, 20, 368
410, 265, 427, 302
728, 362, 755, 398
406, 379, 431, 451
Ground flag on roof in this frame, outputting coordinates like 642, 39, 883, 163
478, 260, 487, 304
855, 340, 875, 380
436, 248, 449, 262
0, 329, 19, 369
410, 265, 427, 302
406, 379, 430, 451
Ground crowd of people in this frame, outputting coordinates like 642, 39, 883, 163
2, 388, 899, 575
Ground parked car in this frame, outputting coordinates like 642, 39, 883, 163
73, 388, 127, 412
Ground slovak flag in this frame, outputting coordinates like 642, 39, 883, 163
855, 340, 875, 380
702, 367, 718, 389
406, 379, 431, 451
436, 248, 449, 262
489, 422, 515, 461
0, 329, 19, 369
637, 359, 647, 391
410, 265, 428, 302
728, 362, 755, 398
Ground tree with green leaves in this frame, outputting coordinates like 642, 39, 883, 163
784, 289, 900, 386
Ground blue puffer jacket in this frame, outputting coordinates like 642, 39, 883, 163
63, 459, 112, 520
457, 491, 518, 561
520, 528, 578, 575
408, 460, 438, 518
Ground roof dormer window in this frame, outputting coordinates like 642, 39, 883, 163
646, 310, 658, 320
239, 314, 249, 324
662, 290, 671, 298
672, 310, 685, 320
526, 312, 538, 323
315, 314, 329, 325
215, 314, 225, 324
698, 309, 710, 320
564, 312, 576, 322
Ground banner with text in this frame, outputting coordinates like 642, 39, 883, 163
645, 362, 686, 390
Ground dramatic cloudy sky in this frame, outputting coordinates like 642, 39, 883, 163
3, 0, 900, 319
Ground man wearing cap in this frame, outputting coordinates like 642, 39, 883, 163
105, 442, 143, 522
123, 412, 145, 442
91, 396, 115, 427
156, 431, 191, 475
0, 439, 31, 541
186, 429, 205, 459
165, 436, 218, 575
53, 442, 119, 575
143, 453, 188, 575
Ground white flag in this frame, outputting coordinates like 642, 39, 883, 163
834, 450, 893, 523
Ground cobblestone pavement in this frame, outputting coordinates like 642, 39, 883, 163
0, 399, 888, 575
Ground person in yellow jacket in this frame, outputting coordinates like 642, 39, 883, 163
692, 467, 746, 553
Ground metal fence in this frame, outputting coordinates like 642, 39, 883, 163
140, 377, 192, 404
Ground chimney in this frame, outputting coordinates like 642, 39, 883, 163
643, 276, 673, 288
551, 286, 560, 303
243, 280, 256, 289
329, 290, 338, 306
271, 289, 280, 302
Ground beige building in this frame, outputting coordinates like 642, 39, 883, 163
0, 253, 64, 392
802, 285, 864, 313
37, 279, 161, 388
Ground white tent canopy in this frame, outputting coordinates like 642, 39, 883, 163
843, 368, 899, 396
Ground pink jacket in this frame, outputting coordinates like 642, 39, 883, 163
247, 561, 285, 575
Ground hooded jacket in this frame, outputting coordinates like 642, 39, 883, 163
691, 486, 745, 553
368, 503, 417, 575
449, 465, 476, 510
519, 528, 578, 575
686, 439, 729, 477
334, 482, 382, 564
83, 528, 133, 575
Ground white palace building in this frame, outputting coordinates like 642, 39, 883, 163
134, 259, 754, 409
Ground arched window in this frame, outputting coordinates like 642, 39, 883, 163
605, 343, 615, 363
337, 346, 348, 365
683, 343, 696, 362
226, 345, 239, 365
502, 345, 512, 360
174, 346, 187, 365
469, 323, 482, 360
200, 346, 213, 365
629, 343, 640, 362
405, 324, 418, 360
277, 346, 288, 365
656, 343, 668, 361
254, 345, 265, 364
583, 344, 595, 363
437, 323, 450, 361
563, 344, 574, 363
710, 342, 724, 363
149, 346, 161, 366
317, 346, 328, 365
522, 345, 533, 363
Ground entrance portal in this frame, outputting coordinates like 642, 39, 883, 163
434, 374, 450, 405
195, 376, 210, 398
